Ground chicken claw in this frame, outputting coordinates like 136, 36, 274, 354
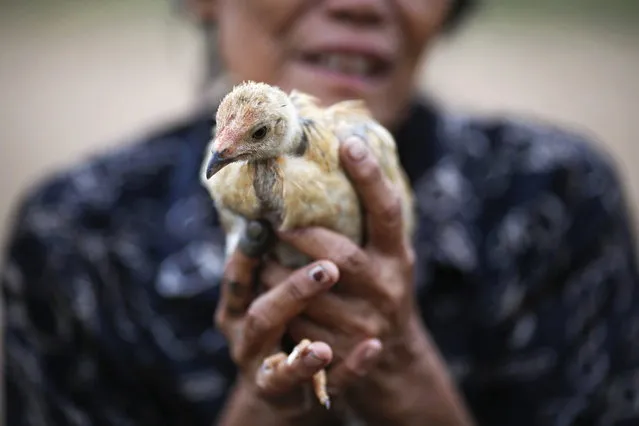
262, 352, 288, 371
286, 338, 331, 409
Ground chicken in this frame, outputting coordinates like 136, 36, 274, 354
200, 80, 416, 409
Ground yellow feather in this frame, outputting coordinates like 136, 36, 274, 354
201, 82, 416, 266
200, 83, 416, 411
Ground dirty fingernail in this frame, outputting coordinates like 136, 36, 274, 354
238, 220, 274, 257
346, 138, 367, 161
308, 265, 327, 283
246, 220, 265, 240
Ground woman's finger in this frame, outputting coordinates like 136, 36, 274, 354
238, 261, 339, 358
215, 220, 272, 355
215, 248, 261, 354
328, 338, 383, 395
259, 260, 293, 290
217, 220, 273, 320
276, 227, 373, 290
219, 253, 259, 318
293, 292, 378, 338
271, 332, 383, 397
339, 136, 405, 255
286, 317, 366, 363
255, 341, 333, 398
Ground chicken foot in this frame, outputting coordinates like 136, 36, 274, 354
262, 338, 330, 409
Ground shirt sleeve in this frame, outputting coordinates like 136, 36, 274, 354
545, 154, 639, 426
2, 188, 183, 426
468, 144, 639, 426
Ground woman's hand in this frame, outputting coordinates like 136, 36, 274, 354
215, 221, 384, 425
260, 137, 475, 425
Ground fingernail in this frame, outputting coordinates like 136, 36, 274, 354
308, 265, 327, 283
354, 340, 382, 376
246, 220, 265, 240
303, 351, 325, 368
238, 220, 274, 258
346, 138, 367, 162
363, 340, 382, 360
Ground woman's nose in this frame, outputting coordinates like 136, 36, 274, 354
323, 0, 389, 26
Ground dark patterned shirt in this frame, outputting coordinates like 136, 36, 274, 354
3, 99, 638, 426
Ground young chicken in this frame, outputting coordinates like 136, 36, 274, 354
200, 81, 416, 409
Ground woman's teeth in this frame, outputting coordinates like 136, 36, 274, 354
312, 53, 381, 77
323, 54, 370, 76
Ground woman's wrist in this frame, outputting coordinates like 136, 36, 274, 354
346, 311, 475, 426
219, 377, 341, 426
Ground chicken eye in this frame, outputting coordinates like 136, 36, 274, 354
252, 126, 268, 140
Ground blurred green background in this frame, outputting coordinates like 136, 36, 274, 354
0, 0, 638, 250
488, 0, 638, 22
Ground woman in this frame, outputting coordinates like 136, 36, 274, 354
3, 0, 638, 425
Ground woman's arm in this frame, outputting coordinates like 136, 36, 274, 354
218, 378, 343, 426
343, 314, 475, 426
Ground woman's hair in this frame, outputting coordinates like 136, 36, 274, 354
444, 0, 478, 32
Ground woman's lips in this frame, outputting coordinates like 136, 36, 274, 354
295, 49, 394, 94
299, 51, 391, 77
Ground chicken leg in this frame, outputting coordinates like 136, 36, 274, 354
263, 338, 330, 409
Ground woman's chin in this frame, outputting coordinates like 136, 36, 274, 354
283, 63, 391, 101
273, 64, 404, 128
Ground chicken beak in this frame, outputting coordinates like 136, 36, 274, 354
205, 151, 232, 179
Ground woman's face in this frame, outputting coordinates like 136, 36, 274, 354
206, 0, 451, 129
